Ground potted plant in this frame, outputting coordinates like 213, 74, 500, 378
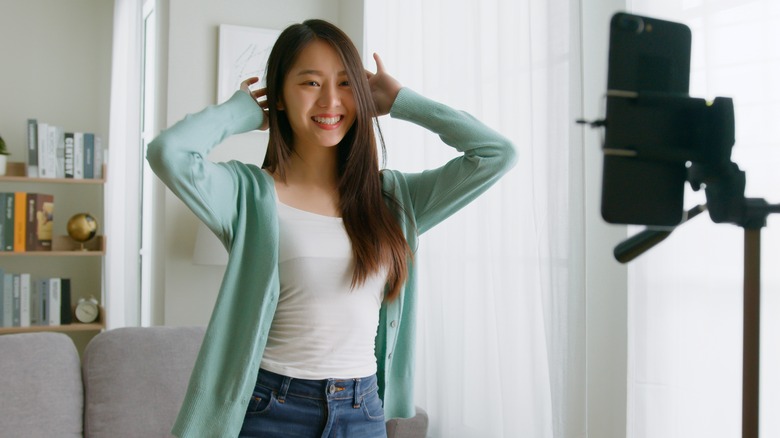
0, 134, 9, 176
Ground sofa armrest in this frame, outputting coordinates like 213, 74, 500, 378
0, 332, 83, 437
386, 406, 429, 438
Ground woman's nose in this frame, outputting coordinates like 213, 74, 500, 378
317, 83, 339, 107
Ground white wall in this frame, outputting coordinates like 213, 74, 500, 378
155, 0, 363, 326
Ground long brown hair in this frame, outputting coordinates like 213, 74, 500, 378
262, 19, 411, 301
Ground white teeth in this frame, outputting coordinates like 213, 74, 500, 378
313, 116, 340, 125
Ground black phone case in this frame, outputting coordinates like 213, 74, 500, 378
601, 12, 692, 226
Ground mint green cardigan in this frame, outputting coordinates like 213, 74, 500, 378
147, 88, 516, 437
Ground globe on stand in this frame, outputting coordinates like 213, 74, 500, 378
67, 213, 98, 251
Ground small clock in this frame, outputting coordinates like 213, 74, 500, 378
75, 296, 100, 323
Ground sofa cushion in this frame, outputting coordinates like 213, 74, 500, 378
0, 332, 84, 438
82, 326, 205, 438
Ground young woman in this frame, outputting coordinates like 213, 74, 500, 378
148, 19, 516, 438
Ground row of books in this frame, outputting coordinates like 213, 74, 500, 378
0, 192, 54, 252
26, 119, 104, 179
0, 270, 72, 328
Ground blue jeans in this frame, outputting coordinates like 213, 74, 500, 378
239, 368, 387, 437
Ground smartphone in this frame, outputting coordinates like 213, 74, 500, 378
600, 12, 692, 226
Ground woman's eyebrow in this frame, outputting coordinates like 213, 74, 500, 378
295, 69, 348, 76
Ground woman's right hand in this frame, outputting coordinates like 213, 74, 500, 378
240, 77, 269, 131
366, 53, 402, 117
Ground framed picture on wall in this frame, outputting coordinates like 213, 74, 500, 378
217, 24, 281, 103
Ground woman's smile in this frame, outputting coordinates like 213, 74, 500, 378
312, 114, 344, 129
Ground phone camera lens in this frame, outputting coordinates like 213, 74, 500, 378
618, 16, 645, 34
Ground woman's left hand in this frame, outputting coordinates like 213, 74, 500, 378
366, 53, 402, 116
240, 77, 269, 131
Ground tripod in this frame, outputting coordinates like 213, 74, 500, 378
603, 91, 780, 438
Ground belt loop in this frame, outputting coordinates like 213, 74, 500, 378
278, 376, 292, 404
353, 378, 361, 409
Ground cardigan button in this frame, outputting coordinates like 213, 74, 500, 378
390, 320, 397, 328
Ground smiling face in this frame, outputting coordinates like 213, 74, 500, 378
279, 39, 357, 153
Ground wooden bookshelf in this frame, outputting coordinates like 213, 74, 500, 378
0, 161, 107, 342
0, 236, 106, 256
0, 306, 105, 335
0, 161, 105, 184
0, 322, 104, 335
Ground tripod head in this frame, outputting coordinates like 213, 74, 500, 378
591, 12, 780, 261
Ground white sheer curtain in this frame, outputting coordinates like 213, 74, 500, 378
364, 1, 585, 437
624, 1, 780, 437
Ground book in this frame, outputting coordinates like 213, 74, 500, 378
37, 122, 52, 178
12, 274, 20, 326
94, 136, 103, 179
27, 119, 39, 177
13, 192, 26, 252
0, 193, 8, 251
23, 193, 54, 252
0, 193, 6, 251
30, 275, 40, 326
60, 278, 72, 324
52, 125, 65, 178
38, 278, 49, 326
0, 268, 4, 327
64, 132, 75, 178
30, 193, 54, 251
25, 193, 36, 251
2, 272, 12, 327
48, 277, 61, 326
2, 193, 14, 251
20, 273, 31, 327
45, 124, 62, 178
84, 133, 94, 179
74, 132, 84, 179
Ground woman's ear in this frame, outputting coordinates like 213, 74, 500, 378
276, 99, 285, 111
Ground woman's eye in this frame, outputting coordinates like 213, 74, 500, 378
304, 81, 320, 86
340, 81, 350, 87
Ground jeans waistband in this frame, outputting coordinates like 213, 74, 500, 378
256, 368, 378, 406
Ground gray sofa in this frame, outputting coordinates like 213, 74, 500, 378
0, 327, 428, 437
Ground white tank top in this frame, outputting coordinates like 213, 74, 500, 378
260, 198, 386, 379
